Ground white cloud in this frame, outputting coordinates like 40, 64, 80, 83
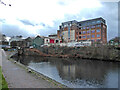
0, 0, 102, 36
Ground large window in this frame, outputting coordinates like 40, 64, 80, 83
79, 32, 82, 34
96, 29, 100, 32
91, 39, 95, 42
82, 36, 86, 39
97, 34, 100, 37
91, 30, 95, 33
83, 27, 86, 29
97, 20, 101, 23
87, 35, 90, 38
97, 39, 101, 42
92, 35, 95, 38
87, 30, 90, 34
86, 26, 89, 29
46, 39, 48, 42
79, 36, 81, 39
91, 25, 95, 28
96, 25, 101, 27
82, 31, 86, 34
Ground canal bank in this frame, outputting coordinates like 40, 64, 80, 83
2, 50, 68, 88
16, 45, 120, 62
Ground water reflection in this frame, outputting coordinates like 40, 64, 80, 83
13, 56, 119, 88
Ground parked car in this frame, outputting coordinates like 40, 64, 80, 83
29, 46, 33, 48
0, 45, 11, 51
75, 43, 84, 47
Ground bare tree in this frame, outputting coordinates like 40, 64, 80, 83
0, 0, 11, 6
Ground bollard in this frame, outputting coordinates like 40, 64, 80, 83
28, 69, 32, 73
14, 61, 17, 63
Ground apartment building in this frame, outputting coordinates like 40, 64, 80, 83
57, 20, 78, 42
57, 17, 107, 44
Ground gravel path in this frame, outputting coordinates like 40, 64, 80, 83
1, 49, 59, 88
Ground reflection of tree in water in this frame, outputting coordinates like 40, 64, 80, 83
55, 58, 118, 85
14, 56, 49, 66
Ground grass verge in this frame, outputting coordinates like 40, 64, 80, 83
0, 66, 9, 90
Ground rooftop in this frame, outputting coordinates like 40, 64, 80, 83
78, 17, 105, 23
60, 17, 106, 27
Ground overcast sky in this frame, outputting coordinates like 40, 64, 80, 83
0, 0, 119, 41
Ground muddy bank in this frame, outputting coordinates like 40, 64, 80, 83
15, 45, 120, 62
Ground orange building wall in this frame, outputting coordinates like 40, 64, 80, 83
57, 21, 107, 44
76, 24, 107, 44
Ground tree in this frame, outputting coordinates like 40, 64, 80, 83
17, 35, 22, 38
2, 34, 6, 41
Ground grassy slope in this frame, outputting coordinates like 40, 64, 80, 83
0, 66, 9, 90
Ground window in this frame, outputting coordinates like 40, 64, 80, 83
86, 26, 89, 29
82, 36, 86, 38
87, 30, 90, 34
82, 31, 86, 34
87, 35, 90, 38
79, 36, 81, 39
96, 25, 101, 27
56, 40, 59, 43
91, 39, 95, 42
97, 34, 100, 37
59, 26, 62, 29
97, 39, 101, 42
92, 35, 95, 38
91, 25, 95, 28
83, 27, 86, 29
64, 25, 66, 27
97, 20, 101, 23
91, 30, 95, 33
96, 29, 100, 32
79, 32, 82, 34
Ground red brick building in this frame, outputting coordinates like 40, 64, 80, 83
57, 17, 107, 44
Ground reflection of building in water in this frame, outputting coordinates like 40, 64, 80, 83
61, 65, 76, 80
14, 56, 49, 66
56, 59, 114, 84
13, 56, 118, 86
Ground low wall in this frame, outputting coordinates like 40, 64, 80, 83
44, 41, 91, 47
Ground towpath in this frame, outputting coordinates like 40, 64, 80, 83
1, 49, 59, 88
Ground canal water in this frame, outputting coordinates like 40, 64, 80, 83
13, 56, 119, 88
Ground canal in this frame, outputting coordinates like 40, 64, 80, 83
13, 56, 119, 88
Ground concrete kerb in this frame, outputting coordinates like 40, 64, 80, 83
7, 56, 68, 88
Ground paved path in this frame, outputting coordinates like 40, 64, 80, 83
1, 49, 58, 88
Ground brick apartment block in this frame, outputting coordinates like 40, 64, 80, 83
57, 17, 107, 44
